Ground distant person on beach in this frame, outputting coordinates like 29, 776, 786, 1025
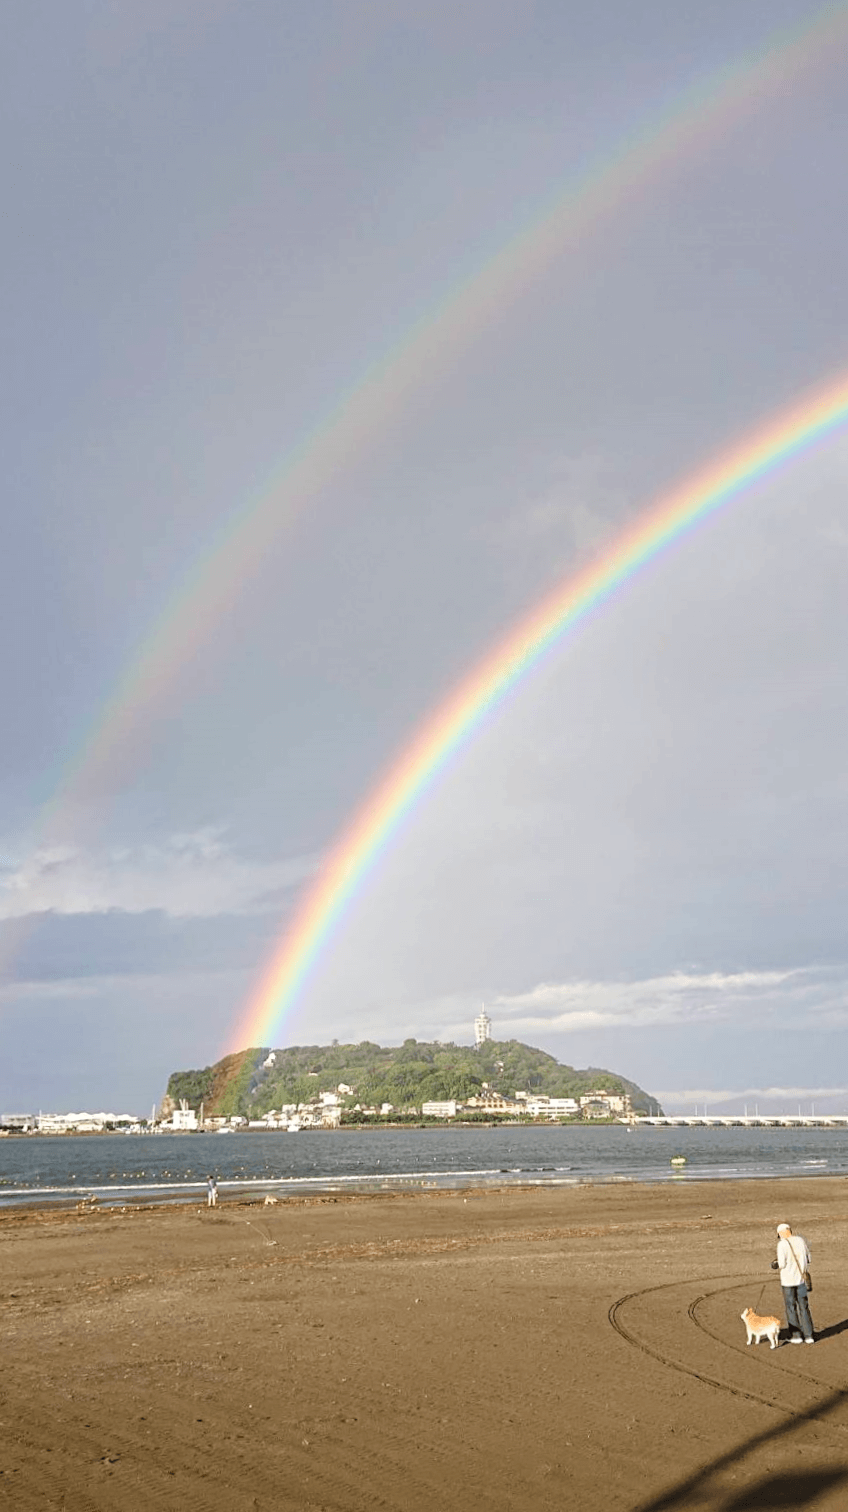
771, 1222, 813, 1343
207, 1176, 218, 1208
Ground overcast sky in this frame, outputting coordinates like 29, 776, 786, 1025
3, 0, 848, 1115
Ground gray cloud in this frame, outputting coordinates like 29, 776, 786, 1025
488, 969, 802, 1032
0, 832, 314, 921
654, 1087, 848, 1107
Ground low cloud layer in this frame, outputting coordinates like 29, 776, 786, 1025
0, 831, 315, 921
654, 1085, 848, 1108
488, 969, 809, 1033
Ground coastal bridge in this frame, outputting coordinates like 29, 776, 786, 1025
635, 1115, 848, 1128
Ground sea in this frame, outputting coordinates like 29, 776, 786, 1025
0, 1123, 846, 1209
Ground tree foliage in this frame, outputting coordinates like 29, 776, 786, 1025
166, 1039, 657, 1118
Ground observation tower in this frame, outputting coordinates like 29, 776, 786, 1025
474, 1007, 492, 1047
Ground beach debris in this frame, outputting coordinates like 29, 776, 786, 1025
243, 1219, 277, 1246
263, 1195, 280, 1206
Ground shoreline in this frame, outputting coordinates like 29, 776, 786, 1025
3, 1160, 848, 1221
0, 1117, 627, 1137
7, 1113, 848, 1136
4, 1174, 848, 1510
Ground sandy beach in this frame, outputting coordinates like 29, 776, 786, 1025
2, 1176, 848, 1511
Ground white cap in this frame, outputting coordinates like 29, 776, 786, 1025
777, 1223, 790, 1233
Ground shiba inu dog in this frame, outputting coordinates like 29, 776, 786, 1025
741, 1307, 781, 1348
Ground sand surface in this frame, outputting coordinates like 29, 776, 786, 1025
2, 1176, 848, 1510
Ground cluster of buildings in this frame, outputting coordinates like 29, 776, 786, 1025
169, 1092, 352, 1133
422, 1088, 631, 1121
1, 1085, 631, 1136
0, 1111, 141, 1134
168, 1084, 632, 1131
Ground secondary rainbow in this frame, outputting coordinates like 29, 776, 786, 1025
33, 1, 848, 835
230, 370, 848, 1052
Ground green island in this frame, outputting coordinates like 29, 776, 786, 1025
164, 1039, 659, 1125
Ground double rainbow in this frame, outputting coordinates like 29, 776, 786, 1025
4, 5, 848, 1028
39, 2, 848, 829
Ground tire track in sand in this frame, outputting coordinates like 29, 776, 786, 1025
610, 1277, 848, 1429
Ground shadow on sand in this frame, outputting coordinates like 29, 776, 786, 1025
634, 1377, 848, 1511
812, 1317, 848, 1342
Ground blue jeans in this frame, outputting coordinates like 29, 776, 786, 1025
782, 1283, 814, 1339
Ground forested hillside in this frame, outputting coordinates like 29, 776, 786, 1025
165, 1039, 657, 1118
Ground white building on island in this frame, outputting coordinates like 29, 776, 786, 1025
171, 1100, 199, 1131
474, 1007, 492, 1047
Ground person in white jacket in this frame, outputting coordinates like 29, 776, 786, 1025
771, 1222, 814, 1343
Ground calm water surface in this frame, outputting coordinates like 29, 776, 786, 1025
0, 1124, 846, 1208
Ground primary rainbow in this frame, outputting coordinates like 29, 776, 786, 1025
230, 371, 848, 1052
37, 1, 848, 832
